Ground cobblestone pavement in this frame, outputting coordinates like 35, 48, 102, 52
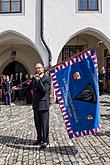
0, 95, 110, 165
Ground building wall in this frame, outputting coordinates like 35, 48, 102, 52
0, 0, 35, 42
43, 0, 110, 65
0, 0, 110, 72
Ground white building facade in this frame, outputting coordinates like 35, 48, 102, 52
0, 0, 110, 80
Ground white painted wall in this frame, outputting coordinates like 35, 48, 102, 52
0, 0, 35, 41
43, 0, 110, 65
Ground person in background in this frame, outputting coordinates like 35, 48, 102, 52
25, 74, 33, 105
19, 72, 26, 101
101, 66, 106, 93
4, 75, 12, 105
10, 74, 15, 102
99, 66, 106, 95
0, 74, 3, 103
106, 67, 110, 93
13, 73, 20, 101
1, 75, 7, 104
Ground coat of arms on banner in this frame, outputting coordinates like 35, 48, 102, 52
72, 72, 81, 80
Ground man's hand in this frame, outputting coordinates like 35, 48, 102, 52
39, 73, 44, 78
34, 74, 40, 80
34, 73, 44, 80
12, 86, 19, 90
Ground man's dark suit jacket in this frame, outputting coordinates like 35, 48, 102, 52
30, 74, 50, 111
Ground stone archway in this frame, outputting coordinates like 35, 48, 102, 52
57, 31, 109, 71
56, 28, 110, 93
0, 31, 44, 75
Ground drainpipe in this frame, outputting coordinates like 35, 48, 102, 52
40, 0, 52, 68
40, 0, 54, 104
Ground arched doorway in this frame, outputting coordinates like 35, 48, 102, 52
3, 61, 27, 76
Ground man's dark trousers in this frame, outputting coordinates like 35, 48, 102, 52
33, 110, 49, 143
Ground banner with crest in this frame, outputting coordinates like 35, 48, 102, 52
50, 49, 101, 139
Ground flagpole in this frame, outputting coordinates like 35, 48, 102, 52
12, 41, 103, 89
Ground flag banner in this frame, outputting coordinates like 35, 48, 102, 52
50, 49, 101, 139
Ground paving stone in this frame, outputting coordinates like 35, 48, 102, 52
46, 160, 53, 165
103, 156, 110, 162
0, 158, 5, 165
103, 162, 110, 165
69, 155, 76, 162
63, 155, 70, 161
28, 160, 34, 165
80, 153, 86, 159
63, 162, 72, 165
16, 161, 22, 165
82, 158, 90, 164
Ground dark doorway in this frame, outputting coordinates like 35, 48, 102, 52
3, 61, 27, 76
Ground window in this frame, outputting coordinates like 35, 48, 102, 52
79, 0, 98, 11
104, 49, 109, 58
0, 0, 22, 14
62, 45, 84, 60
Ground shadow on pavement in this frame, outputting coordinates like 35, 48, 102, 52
94, 130, 110, 137
0, 135, 34, 147
100, 114, 110, 120
0, 135, 78, 155
105, 131, 110, 137
100, 101, 110, 107
46, 146, 78, 155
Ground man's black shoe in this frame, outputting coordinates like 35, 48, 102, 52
40, 142, 49, 149
33, 140, 42, 145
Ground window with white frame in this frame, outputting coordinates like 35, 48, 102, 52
62, 45, 84, 60
79, 0, 99, 11
0, 0, 22, 14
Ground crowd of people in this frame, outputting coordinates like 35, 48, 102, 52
0, 66, 110, 105
0, 72, 33, 105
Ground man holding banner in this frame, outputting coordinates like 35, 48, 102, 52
32, 63, 51, 149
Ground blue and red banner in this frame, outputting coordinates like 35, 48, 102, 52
50, 49, 101, 139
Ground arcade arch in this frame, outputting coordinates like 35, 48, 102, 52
55, 28, 110, 93
0, 31, 45, 76
57, 28, 110, 73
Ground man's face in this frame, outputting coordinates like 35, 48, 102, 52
35, 63, 44, 75
20, 72, 22, 76
6, 75, 9, 81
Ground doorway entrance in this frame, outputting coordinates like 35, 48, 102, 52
3, 61, 27, 76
